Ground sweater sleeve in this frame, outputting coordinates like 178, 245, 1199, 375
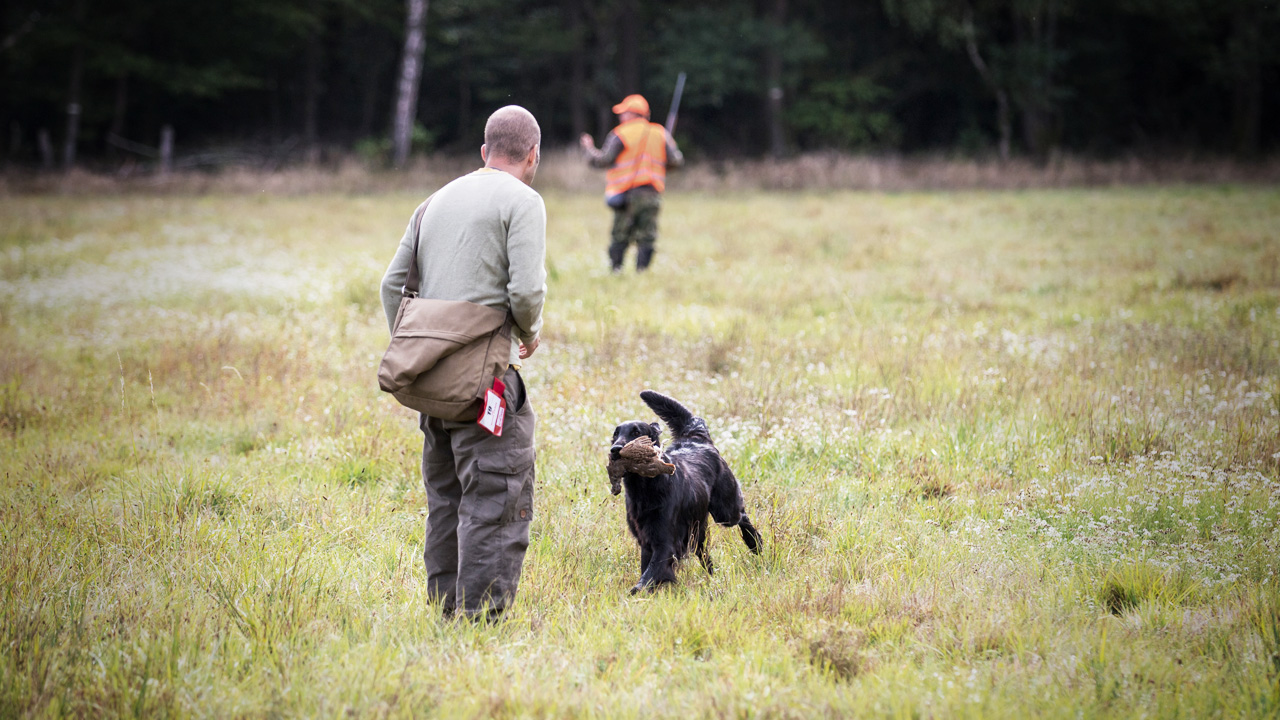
379, 212, 417, 335
586, 132, 624, 169
505, 192, 548, 344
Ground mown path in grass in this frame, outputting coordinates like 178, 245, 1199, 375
2, 188, 1278, 717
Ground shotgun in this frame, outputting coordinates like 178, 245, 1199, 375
664, 72, 687, 135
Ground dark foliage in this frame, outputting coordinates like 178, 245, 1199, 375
1, 0, 1276, 168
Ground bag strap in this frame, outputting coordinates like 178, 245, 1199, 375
403, 193, 436, 298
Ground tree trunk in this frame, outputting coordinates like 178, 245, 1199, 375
1017, 9, 1039, 159
62, 0, 87, 171
359, 55, 382, 140
270, 76, 283, 146
107, 74, 128, 159
995, 91, 1012, 164
392, 0, 429, 168
109, 75, 127, 139
303, 31, 323, 164
159, 125, 173, 175
591, 0, 615, 136
38, 128, 54, 169
62, 51, 83, 170
617, 0, 639, 95
358, 28, 389, 141
457, 51, 472, 144
763, 0, 788, 158
568, 0, 588, 139
1017, 0, 1057, 166
963, 14, 1011, 163
1230, 4, 1261, 159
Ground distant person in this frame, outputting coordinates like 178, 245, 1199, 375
380, 105, 547, 622
580, 94, 683, 273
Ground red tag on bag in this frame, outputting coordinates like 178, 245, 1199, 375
478, 378, 506, 436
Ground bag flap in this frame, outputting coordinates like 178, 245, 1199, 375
393, 298, 508, 340
379, 298, 510, 392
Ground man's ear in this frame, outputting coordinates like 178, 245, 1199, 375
480, 144, 489, 164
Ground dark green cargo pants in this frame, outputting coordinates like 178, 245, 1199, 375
418, 367, 535, 619
608, 186, 662, 272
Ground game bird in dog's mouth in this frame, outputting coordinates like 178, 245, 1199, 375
607, 390, 762, 594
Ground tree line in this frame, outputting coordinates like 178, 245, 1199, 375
2, 0, 1276, 171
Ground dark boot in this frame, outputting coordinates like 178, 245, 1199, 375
608, 243, 627, 273
636, 245, 655, 272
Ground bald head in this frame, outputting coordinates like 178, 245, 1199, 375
484, 106, 541, 164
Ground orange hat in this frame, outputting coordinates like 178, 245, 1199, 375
611, 94, 650, 117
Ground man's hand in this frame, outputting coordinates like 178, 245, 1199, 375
579, 133, 596, 151
519, 335, 540, 360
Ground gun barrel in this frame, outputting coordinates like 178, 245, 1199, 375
664, 72, 686, 134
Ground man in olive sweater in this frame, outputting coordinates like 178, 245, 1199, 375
380, 105, 547, 621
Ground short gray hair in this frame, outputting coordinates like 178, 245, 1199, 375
484, 106, 541, 163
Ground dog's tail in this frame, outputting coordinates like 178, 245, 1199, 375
739, 515, 762, 554
639, 390, 696, 436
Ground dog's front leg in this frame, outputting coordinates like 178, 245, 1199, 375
631, 543, 677, 594
631, 543, 655, 595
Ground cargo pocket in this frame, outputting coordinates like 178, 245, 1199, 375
474, 448, 535, 524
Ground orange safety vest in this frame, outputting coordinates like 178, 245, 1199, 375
605, 118, 668, 201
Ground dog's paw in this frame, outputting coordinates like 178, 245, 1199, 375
630, 581, 658, 595
630, 578, 674, 595
629, 579, 657, 595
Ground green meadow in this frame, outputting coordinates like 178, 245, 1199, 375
2, 185, 1278, 717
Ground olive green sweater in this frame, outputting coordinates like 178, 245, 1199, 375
380, 168, 547, 367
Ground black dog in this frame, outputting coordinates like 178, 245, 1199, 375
609, 390, 762, 594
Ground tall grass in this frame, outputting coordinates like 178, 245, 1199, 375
1, 186, 1278, 717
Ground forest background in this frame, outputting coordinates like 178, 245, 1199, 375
2, 0, 1278, 174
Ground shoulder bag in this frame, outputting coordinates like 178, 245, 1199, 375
377, 196, 513, 421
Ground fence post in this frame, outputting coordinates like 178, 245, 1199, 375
159, 125, 174, 175
38, 129, 54, 169
7, 121, 20, 161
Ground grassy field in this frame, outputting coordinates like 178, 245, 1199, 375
2, 184, 1279, 718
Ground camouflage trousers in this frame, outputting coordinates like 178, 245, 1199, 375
419, 367, 535, 620
609, 187, 662, 271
